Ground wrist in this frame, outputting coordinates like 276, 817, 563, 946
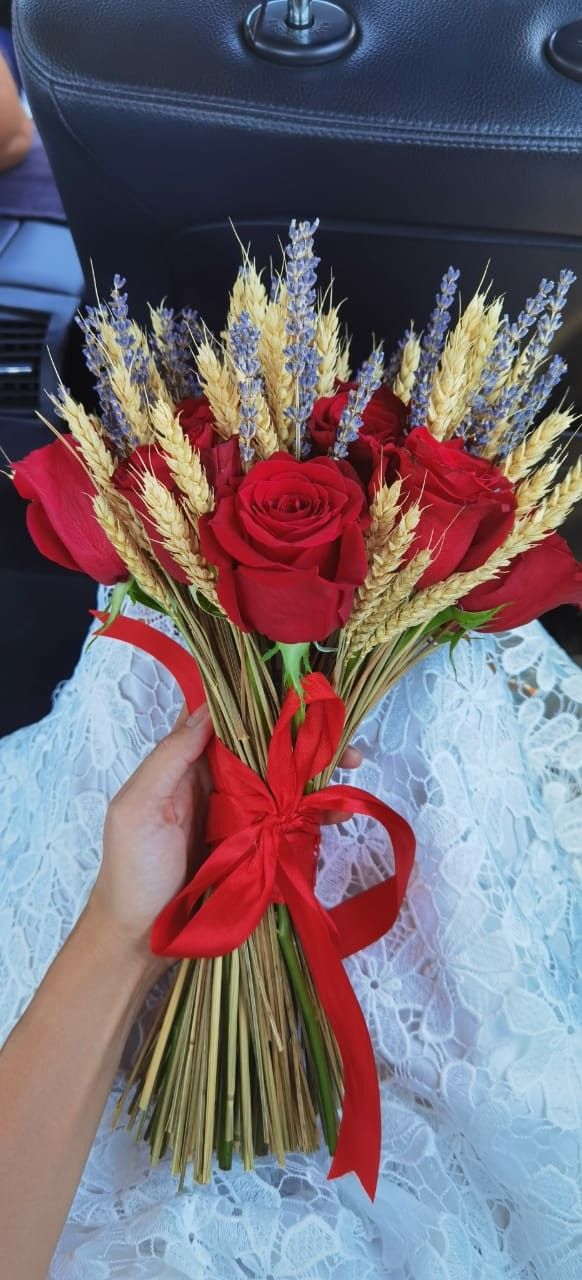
80, 895, 166, 999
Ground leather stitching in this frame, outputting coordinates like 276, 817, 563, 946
15, 22, 582, 152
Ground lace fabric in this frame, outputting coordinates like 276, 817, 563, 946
0, 589, 580, 1279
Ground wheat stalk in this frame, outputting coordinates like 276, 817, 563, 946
53, 391, 115, 487
335, 337, 352, 384
196, 342, 240, 438
254, 395, 280, 459
315, 307, 341, 398
347, 503, 420, 633
427, 309, 476, 440
350, 548, 432, 648
529, 456, 582, 532
362, 457, 582, 652
501, 408, 575, 482
465, 298, 504, 402
515, 458, 561, 513
481, 417, 511, 462
151, 398, 214, 517
95, 319, 154, 443
140, 472, 220, 601
260, 293, 294, 446
243, 265, 269, 330
392, 333, 421, 405
366, 480, 402, 559
92, 492, 171, 606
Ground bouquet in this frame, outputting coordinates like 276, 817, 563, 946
12, 220, 582, 1198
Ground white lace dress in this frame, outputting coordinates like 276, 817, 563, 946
0, 590, 580, 1280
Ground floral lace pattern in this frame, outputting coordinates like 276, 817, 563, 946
0, 590, 580, 1280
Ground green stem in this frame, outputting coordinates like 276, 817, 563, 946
216, 955, 232, 1170
277, 905, 338, 1154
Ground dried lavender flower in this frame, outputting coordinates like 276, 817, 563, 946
332, 347, 384, 459
229, 310, 262, 465
283, 219, 321, 457
409, 267, 460, 428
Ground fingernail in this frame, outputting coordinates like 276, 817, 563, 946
186, 704, 210, 728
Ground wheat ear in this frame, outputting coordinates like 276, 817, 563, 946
528, 456, 582, 533
481, 417, 511, 462
392, 333, 421, 405
427, 308, 477, 440
366, 481, 402, 559
226, 263, 268, 334
465, 297, 504, 402
92, 493, 171, 607
151, 398, 214, 517
53, 391, 115, 487
196, 342, 240, 438
140, 472, 220, 602
348, 503, 421, 633
363, 458, 582, 652
501, 409, 575, 482
315, 307, 341, 398
350, 548, 432, 648
515, 458, 562, 513
335, 337, 352, 384
260, 292, 294, 446
97, 319, 153, 443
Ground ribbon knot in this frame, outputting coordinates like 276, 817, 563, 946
94, 612, 416, 1201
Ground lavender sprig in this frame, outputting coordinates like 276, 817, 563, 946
498, 354, 567, 457
516, 269, 576, 383
463, 270, 575, 451
108, 275, 150, 392
76, 275, 147, 450
283, 219, 320, 457
150, 305, 202, 401
332, 347, 384, 459
409, 267, 460, 428
229, 310, 262, 465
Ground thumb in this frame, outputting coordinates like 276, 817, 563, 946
131, 704, 213, 803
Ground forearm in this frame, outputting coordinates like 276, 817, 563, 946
0, 900, 159, 1280
0, 57, 32, 171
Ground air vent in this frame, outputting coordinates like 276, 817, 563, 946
0, 308, 49, 413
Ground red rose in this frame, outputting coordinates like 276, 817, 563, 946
176, 396, 242, 494
199, 452, 369, 642
386, 427, 516, 588
310, 383, 406, 480
12, 438, 127, 583
199, 435, 242, 495
461, 532, 582, 630
175, 396, 215, 450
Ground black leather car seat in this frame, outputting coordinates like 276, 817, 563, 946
12, 0, 582, 399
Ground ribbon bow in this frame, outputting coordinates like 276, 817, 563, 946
94, 612, 415, 1199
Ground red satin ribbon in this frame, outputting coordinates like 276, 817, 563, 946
94, 610, 415, 1199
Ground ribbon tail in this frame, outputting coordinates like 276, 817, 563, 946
302, 786, 416, 958
91, 611, 206, 712
279, 865, 381, 1200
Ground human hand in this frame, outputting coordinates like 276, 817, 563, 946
88, 704, 214, 975
88, 704, 362, 976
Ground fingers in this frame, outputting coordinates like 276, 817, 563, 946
339, 745, 362, 770
127, 704, 213, 804
321, 744, 362, 824
173, 702, 190, 730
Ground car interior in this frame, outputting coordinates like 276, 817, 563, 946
1, 0, 581, 736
